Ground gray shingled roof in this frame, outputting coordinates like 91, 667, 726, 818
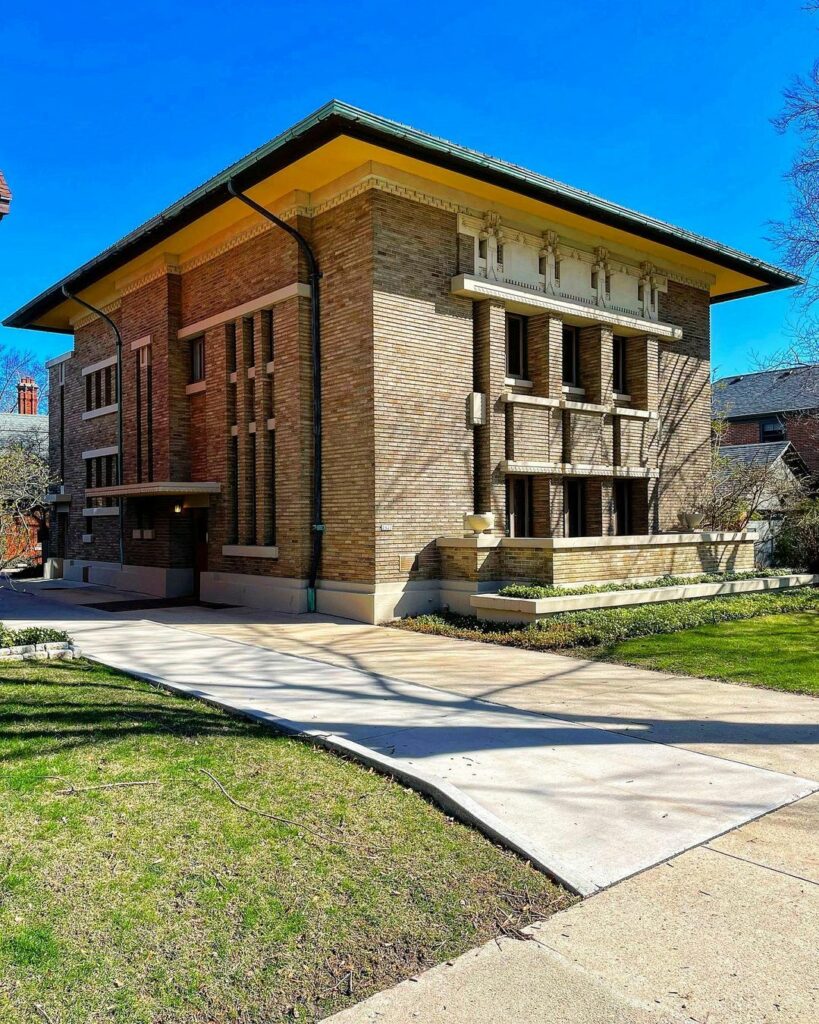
712, 364, 819, 418
718, 441, 810, 476
0, 412, 48, 453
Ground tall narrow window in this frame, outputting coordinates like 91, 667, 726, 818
227, 323, 237, 374
562, 325, 581, 387
565, 480, 586, 538
94, 371, 102, 409
506, 476, 533, 538
614, 480, 631, 536
505, 313, 528, 379
269, 429, 276, 546
229, 436, 239, 543
190, 337, 206, 383
496, 243, 504, 267
613, 336, 628, 394
248, 432, 257, 542
478, 237, 488, 260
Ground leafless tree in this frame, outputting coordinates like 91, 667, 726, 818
0, 343, 48, 414
0, 441, 51, 573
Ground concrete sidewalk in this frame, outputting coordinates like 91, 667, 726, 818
4, 582, 818, 1022
1, 584, 815, 898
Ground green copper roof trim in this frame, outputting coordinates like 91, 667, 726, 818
4, 100, 802, 331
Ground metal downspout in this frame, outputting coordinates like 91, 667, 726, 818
226, 180, 323, 612
60, 286, 126, 568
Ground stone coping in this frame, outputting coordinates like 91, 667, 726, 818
437, 531, 752, 551
470, 574, 819, 622
501, 391, 657, 419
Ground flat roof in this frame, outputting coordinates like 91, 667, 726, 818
4, 100, 802, 332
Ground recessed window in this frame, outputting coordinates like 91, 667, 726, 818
478, 237, 488, 260
496, 243, 504, 267
614, 480, 632, 536
591, 269, 599, 291
613, 336, 628, 394
565, 479, 586, 538
554, 258, 561, 285
605, 271, 612, 297
190, 337, 206, 383
759, 417, 786, 443
562, 324, 581, 387
506, 313, 528, 380
507, 475, 533, 538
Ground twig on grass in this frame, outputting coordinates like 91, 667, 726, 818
198, 768, 381, 855
45, 776, 162, 796
33, 1005, 56, 1024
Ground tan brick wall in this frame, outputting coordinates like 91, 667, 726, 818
372, 192, 475, 582
657, 281, 712, 530
551, 538, 754, 584
507, 404, 561, 463
566, 410, 613, 465
616, 416, 658, 468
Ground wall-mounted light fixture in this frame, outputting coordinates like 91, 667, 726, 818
173, 502, 183, 514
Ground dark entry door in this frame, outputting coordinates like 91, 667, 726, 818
192, 509, 208, 600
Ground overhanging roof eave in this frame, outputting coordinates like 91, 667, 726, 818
3, 101, 803, 331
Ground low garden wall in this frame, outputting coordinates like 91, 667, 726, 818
437, 531, 757, 592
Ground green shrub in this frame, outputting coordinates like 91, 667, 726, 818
0, 625, 70, 648
399, 588, 819, 651
499, 569, 795, 601
775, 499, 819, 572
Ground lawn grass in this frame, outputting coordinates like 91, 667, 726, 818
0, 658, 571, 1024
597, 611, 819, 695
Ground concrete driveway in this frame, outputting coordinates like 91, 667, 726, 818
2, 582, 816, 898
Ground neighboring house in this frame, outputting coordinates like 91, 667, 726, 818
0, 378, 49, 564
0, 171, 11, 220
718, 441, 810, 511
3, 102, 800, 621
713, 364, 819, 474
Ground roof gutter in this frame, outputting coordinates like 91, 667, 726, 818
225, 181, 324, 613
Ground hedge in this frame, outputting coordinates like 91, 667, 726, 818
498, 568, 798, 601
0, 625, 70, 648
398, 588, 819, 651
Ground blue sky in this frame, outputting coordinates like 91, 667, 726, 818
0, 0, 815, 377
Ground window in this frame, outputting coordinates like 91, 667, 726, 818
507, 476, 533, 538
591, 268, 599, 292
614, 480, 631, 536
190, 337, 205, 383
759, 417, 786, 443
84, 364, 118, 412
478, 237, 488, 261
605, 272, 612, 297
496, 243, 504, 267
613, 336, 628, 394
554, 258, 561, 285
562, 325, 581, 387
506, 313, 528, 379
565, 479, 586, 538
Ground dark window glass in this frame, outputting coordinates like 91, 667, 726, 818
85, 459, 92, 489
613, 336, 628, 394
562, 325, 580, 387
614, 480, 631, 536
94, 371, 102, 409
191, 337, 206, 383
85, 375, 92, 411
104, 366, 112, 406
759, 417, 786, 443
506, 475, 533, 538
506, 313, 528, 379
565, 479, 586, 538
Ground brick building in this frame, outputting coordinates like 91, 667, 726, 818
4, 103, 799, 621
713, 364, 819, 475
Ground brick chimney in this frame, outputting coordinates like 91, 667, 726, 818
17, 377, 39, 415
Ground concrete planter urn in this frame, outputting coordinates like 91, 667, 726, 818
464, 511, 494, 535
677, 510, 706, 531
